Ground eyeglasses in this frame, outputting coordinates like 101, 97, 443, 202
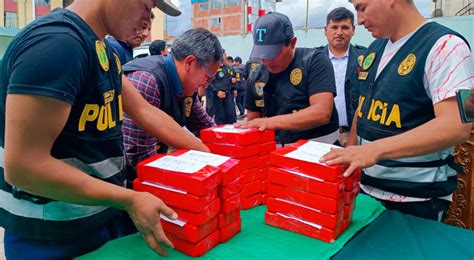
199, 62, 216, 81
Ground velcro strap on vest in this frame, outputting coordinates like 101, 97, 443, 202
376, 155, 464, 174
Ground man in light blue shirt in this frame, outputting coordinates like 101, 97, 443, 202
322, 7, 366, 146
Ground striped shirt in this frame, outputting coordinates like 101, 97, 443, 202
122, 70, 215, 167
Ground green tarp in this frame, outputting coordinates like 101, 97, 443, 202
80, 194, 384, 259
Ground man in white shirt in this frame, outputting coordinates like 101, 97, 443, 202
322, 7, 367, 146
321, 0, 473, 221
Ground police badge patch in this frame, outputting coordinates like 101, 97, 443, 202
96, 40, 109, 72
255, 82, 265, 97
358, 55, 364, 67
290, 68, 303, 86
184, 96, 193, 117
363, 52, 376, 71
398, 54, 416, 76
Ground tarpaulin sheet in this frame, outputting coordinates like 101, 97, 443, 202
79, 194, 384, 259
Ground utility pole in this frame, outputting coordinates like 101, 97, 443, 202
304, 0, 309, 32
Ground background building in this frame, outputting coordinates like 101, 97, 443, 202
191, 0, 280, 36
432, 0, 473, 17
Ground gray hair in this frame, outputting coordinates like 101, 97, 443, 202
172, 28, 223, 65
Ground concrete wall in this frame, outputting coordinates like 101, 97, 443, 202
219, 16, 474, 62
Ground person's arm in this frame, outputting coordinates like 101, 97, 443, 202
346, 108, 360, 146
247, 110, 262, 121
4, 94, 177, 255
122, 75, 209, 152
321, 97, 471, 176
237, 92, 333, 130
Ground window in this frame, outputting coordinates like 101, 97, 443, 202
224, 0, 240, 8
210, 0, 222, 10
4, 12, 17, 28
35, 0, 50, 6
210, 17, 221, 26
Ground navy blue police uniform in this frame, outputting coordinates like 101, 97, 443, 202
233, 63, 247, 116
210, 63, 237, 124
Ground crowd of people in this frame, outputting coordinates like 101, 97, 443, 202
0, 0, 472, 258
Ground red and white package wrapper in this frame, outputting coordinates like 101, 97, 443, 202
262, 180, 268, 194
220, 193, 241, 214
241, 180, 262, 198
172, 199, 220, 226
342, 214, 353, 231
162, 216, 217, 244
219, 218, 242, 243
260, 141, 277, 156
169, 230, 220, 257
219, 178, 244, 200
268, 167, 345, 199
241, 193, 262, 210
133, 179, 218, 213
266, 197, 343, 229
218, 208, 241, 229
344, 170, 361, 191
172, 150, 240, 186
137, 154, 221, 196
240, 168, 261, 184
268, 184, 345, 214
265, 211, 343, 243
270, 141, 346, 183
201, 125, 262, 146
205, 142, 260, 159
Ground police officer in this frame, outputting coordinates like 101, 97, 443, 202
234, 56, 247, 118
319, 7, 367, 146
239, 12, 339, 145
322, 0, 473, 221
210, 52, 237, 124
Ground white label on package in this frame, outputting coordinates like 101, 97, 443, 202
145, 156, 206, 174
211, 124, 252, 134
284, 141, 340, 164
276, 212, 322, 229
161, 214, 186, 227
179, 150, 230, 167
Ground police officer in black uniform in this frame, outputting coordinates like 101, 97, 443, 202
210, 52, 237, 124
240, 12, 339, 145
234, 56, 247, 118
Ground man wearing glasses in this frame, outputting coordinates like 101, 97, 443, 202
122, 28, 221, 172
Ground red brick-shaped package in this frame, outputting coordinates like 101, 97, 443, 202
162, 217, 218, 244
268, 184, 345, 214
241, 180, 262, 198
239, 156, 261, 171
218, 208, 240, 229
268, 167, 345, 199
218, 178, 243, 200
172, 150, 240, 186
344, 170, 361, 191
219, 219, 242, 243
260, 141, 277, 156
133, 179, 217, 213
240, 168, 261, 184
265, 212, 343, 243
344, 201, 355, 218
137, 154, 221, 196
241, 193, 262, 210
266, 197, 343, 229
200, 125, 262, 146
343, 185, 360, 205
220, 193, 241, 214
205, 142, 260, 159
169, 230, 220, 257
270, 141, 345, 182
172, 199, 220, 226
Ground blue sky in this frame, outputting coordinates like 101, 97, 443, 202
166, 0, 433, 37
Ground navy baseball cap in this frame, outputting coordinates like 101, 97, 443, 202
249, 12, 294, 61
154, 0, 181, 17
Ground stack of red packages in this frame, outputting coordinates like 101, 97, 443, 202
265, 140, 360, 243
134, 151, 223, 257
201, 125, 275, 210
171, 150, 242, 243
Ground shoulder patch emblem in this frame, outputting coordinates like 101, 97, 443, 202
357, 55, 365, 67
398, 54, 416, 76
113, 53, 122, 74
255, 82, 265, 97
290, 68, 303, 86
250, 63, 258, 70
255, 100, 264, 108
96, 40, 109, 72
363, 52, 376, 71
184, 96, 193, 117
